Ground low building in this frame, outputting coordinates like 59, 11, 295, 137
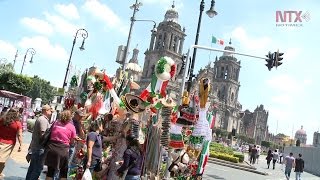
313, 131, 320, 147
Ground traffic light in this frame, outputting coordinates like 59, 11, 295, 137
180, 54, 187, 73
265, 51, 274, 71
274, 50, 284, 68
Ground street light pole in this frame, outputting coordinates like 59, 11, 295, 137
13, 50, 18, 69
187, 0, 217, 92
60, 28, 88, 103
122, 0, 142, 71
20, 48, 36, 74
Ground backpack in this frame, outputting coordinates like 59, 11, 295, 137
40, 120, 56, 147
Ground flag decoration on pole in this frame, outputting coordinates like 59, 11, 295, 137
211, 36, 224, 45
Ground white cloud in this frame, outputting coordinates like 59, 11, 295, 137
141, 0, 183, 10
20, 17, 54, 36
266, 74, 304, 93
82, 0, 128, 34
230, 26, 272, 51
271, 94, 292, 105
54, 3, 80, 20
44, 12, 80, 37
283, 47, 302, 62
0, 40, 17, 59
18, 36, 68, 62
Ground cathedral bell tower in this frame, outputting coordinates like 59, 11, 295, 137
213, 39, 242, 132
139, 3, 186, 99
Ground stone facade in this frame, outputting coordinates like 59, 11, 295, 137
247, 105, 269, 144
190, 42, 243, 133
138, 4, 186, 100
313, 131, 320, 147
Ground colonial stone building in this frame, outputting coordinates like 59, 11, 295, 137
139, 4, 186, 100
243, 105, 269, 144
190, 41, 243, 133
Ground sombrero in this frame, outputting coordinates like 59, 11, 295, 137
160, 97, 176, 107
121, 93, 146, 113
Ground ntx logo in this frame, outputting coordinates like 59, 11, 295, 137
276, 11, 310, 27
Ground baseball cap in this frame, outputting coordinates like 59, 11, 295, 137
75, 109, 86, 117
42, 104, 54, 111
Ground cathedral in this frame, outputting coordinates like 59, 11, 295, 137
138, 3, 186, 100
134, 4, 269, 138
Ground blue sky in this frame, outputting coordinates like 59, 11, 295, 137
0, 0, 319, 144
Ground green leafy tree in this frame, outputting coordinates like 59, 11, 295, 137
261, 141, 271, 148
0, 63, 14, 75
0, 72, 33, 95
26, 76, 57, 104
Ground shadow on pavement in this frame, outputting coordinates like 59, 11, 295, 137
207, 174, 226, 179
4, 176, 26, 180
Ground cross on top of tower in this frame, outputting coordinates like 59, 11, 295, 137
229, 38, 232, 45
172, 0, 175, 8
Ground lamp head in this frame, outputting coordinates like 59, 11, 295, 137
79, 39, 85, 51
29, 55, 34, 63
206, 8, 217, 18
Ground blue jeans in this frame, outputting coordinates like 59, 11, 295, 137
296, 172, 302, 180
125, 175, 141, 180
26, 149, 45, 180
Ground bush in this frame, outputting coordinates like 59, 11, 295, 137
210, 151, 239, 163
233, 153, 244, 163
210, 142, 233, 155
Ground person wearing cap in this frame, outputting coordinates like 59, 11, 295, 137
26, 104, 53, 180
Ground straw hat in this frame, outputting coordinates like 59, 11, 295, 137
121, 94, 146, 113
160, 97, 176, 108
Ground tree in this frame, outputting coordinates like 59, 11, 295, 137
261, 141, 271, 148
26, 75, 57, 104
296, 139, 301, 147
0, 63, 14, 75
0, 72, 33, 95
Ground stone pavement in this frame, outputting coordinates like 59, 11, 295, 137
2, 132, 46, 180
247, 154, 320, 180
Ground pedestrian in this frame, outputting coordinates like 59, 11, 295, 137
272, 149, 279, 170
0, 108, 23, 179
26, 105, 53, 180
294, 153, 304, 180
266, 150, 273, 169
284, 152, 295, 180
117, 135, 143, 180
279, 150, 283, 163
256, 145, 261, 164
44, 110, 76, 180
250, 145, 258, 164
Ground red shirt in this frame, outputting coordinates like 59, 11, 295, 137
0, 119, 22, 145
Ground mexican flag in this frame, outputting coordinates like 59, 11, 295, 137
207, 112, 216, 129
211, 36, 224, 45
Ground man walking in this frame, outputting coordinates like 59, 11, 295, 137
294, 153, 304, 180
272, 149, 279, 170
256, 145, 261, 164
26, 105, 53, 180
284, 152, 295, 180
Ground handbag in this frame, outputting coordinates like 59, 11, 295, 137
40, 120, 56, 147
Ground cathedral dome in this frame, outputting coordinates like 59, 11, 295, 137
296, 126, 307, 135
164, 4, 178, 23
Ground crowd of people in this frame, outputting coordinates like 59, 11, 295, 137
0, 104, 144, 180
248, 144, 305, 180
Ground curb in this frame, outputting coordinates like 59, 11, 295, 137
208, 157, 256, 170
208, 160, 269, 176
